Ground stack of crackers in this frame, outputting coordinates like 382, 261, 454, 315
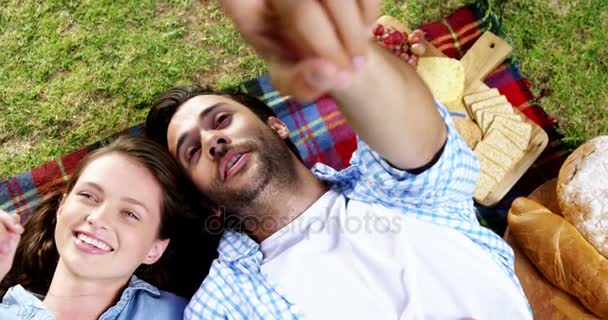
464, 89, 533, 201
413, 50, 536, 204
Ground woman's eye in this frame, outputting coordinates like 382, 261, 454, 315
123, 211, 140, 221
78, 192, 96, 202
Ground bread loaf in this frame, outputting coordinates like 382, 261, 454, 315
557, 136, 608, 258
509, 238, 599, 320
508, 197, 608, 318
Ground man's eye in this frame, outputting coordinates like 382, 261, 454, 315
187, 146, 200, 162
215, 114, 231, 128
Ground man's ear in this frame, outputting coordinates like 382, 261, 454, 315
142, 239, 170, 265
266, 117, 290, 139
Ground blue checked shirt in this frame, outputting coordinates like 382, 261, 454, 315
185, 103, 524, 319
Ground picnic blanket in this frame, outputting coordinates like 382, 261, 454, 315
0, 2, 568, 236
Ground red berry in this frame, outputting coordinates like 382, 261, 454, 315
390, 31, 405, 45
391, 31, 403, 46
373, 24, 384, 37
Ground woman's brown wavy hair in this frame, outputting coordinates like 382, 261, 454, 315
0, 135, 219, 298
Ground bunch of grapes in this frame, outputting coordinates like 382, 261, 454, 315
373, 24, 426, 67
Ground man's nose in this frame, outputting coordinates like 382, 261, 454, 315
205, 133, 230, 160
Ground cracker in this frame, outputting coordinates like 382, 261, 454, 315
474, 170, 497, 201
482, 129, 525, 162
476, 155, 508, 182
491, 116, 533, 140
470, 95, 508, 113
480, 113, 521, 134
474, 103, 514, 123
464, 88, 500, 109
486, 123, 532, 150
474, 140, 516, 171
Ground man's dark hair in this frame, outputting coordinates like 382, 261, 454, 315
146, 85, 302, 162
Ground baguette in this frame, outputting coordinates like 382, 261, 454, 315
508, 238, 599, 319
508, 197, 608, 318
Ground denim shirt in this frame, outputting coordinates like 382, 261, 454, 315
0, 276, 187, 320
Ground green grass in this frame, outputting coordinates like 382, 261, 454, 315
1, 0, 606, 179
499, 0, 608, 147
0, 0, 262, 179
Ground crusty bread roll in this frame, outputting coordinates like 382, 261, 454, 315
508, 197, 608, 318
508, 239, 599, 319
557, 136, 608, 259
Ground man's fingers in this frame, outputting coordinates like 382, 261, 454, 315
358, 0, 381, 27
272, 0, 352, 69
248, 33, 295, 62
321, 0, 368, 60
269, 58, 351, 102
220, 0, 265, 29
220, 0, 285, 61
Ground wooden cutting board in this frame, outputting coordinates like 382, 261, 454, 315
376, 16, 549, 207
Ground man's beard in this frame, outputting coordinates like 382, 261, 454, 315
202, 126, 297, 218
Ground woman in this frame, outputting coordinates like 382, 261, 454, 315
0, 135, 205, 319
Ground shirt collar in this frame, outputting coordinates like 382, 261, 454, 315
4, 276, 160, 301
3, 285, 48, 311
127, 275, 160, 297
217, 229, 261, 263
215, 170, 341, 265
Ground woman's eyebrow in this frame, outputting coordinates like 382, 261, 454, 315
121, 197, 151, 215
80, 181, 104, 193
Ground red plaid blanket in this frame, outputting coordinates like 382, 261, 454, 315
0, 2, 568, 235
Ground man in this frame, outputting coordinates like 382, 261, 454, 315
146, 1, 531, 319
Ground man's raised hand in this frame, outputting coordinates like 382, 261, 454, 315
221, 0, 380, 101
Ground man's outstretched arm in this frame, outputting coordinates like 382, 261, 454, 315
331, 41, 447, 171
221, 0, 446, 170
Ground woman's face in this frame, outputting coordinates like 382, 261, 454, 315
54, 153, 169, 282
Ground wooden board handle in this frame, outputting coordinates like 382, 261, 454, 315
459, 32, 513, 94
